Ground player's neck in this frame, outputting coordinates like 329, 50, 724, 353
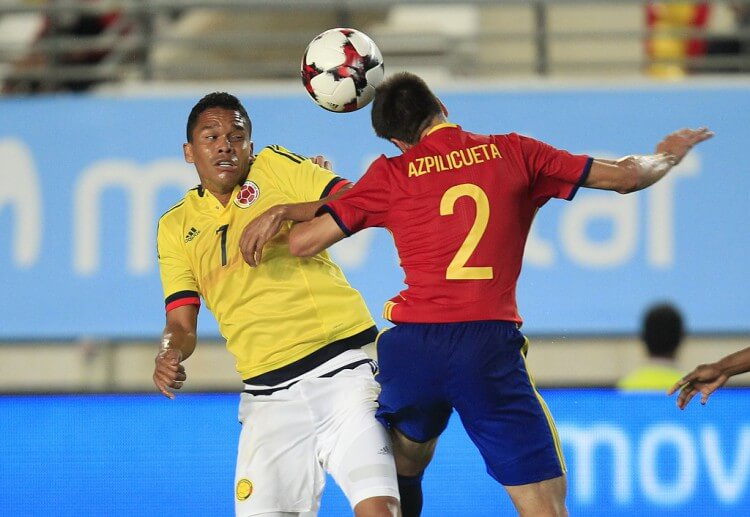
202, 186, 233, 207
419, 115, 449, 141
215, 192, 232, 206
205, 175, 248, 206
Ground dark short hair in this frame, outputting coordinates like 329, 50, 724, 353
371, 72, 443, 144
641, 303, 685, 358
186, 92, 251, 142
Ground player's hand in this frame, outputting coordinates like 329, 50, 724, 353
656, 127, 714, 165
666, 363, 728, 410
239, 205, 286, 267
310, 154, 332, 170
153, 348, 186, 400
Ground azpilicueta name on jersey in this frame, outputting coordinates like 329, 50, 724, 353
408, 143, 502, 177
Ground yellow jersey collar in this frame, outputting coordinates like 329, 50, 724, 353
425, 122, 459, 137
193, 183, 242, 214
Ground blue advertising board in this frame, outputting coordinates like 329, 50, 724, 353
1, 390, 748, 516
0, 84, 748, 338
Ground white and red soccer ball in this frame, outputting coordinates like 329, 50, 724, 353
301, 28, 384, 113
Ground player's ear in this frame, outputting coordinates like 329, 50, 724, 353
438, 99, 448, 117
390, 138, 411, 153
183, 142, 194, 164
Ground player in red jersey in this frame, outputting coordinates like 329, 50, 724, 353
242, 72, 712, 516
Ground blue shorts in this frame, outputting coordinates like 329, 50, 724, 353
375, 320, 565, 486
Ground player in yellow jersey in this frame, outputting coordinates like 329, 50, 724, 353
618, 303, 686, 391
152, 92, 400, 517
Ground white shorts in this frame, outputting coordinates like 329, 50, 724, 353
234, 355, 399, 516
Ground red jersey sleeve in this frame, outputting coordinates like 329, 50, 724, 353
516, 133, 592, 205
322, 155, 391, 235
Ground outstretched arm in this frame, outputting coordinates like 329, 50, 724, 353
152, 304, 198, 399
584, 127, 713, 194
288, 212, 347, 257
239, 155, 350, 266
667, 346, 750, 409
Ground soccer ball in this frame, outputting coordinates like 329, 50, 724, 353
301, 28, 384, 113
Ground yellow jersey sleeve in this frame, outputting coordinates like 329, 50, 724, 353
156, 201, 201, 311
254, 145, 350, 202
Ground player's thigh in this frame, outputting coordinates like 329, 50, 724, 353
450, 323, 565, 486
375, 325, 453, 443
312, 365, 400, 509
235, 391, 324, 516
353, 495, 400, 517
390, 426, 439, 476
504, 475, 568, 517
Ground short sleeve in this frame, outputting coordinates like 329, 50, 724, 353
323, 155, 391, 235
256, 145, 351, 202
156, 216, 200, 312
517, 134, 592, 204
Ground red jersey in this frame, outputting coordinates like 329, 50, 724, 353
324, 123, 591, 324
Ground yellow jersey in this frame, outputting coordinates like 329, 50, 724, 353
617, 362, 684, 391
157, 145, 375, 380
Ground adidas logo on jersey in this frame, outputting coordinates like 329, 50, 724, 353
184, 227, 200, 242
378, 445, 392, 455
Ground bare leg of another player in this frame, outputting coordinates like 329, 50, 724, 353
250, 496, 399, 516
504, 476, 568, 517
390, 429, 438, 517
353, 497, 402, 516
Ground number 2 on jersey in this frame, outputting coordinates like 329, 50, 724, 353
439, 183, 494, 280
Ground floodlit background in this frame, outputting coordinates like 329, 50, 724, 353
1, 1, 749, 515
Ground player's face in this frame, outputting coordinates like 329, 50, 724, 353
184, 107, 254, 201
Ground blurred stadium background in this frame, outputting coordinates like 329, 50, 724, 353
1, 1, 749, 516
